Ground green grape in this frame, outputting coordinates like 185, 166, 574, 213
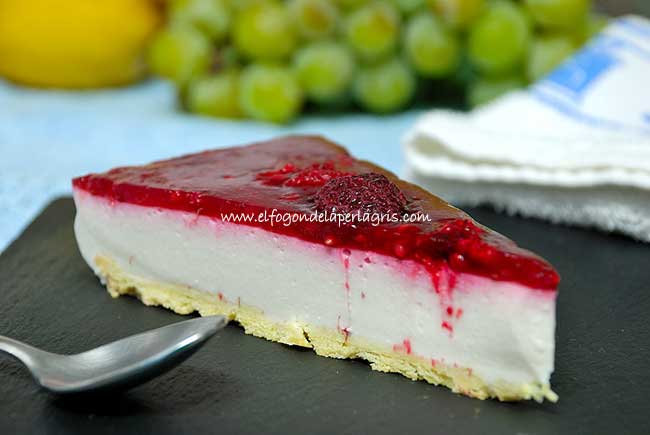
404, 12, 459, 78
574, 12, 608, 45
468, 1, 531, 75
429, 0, 485, 29
352, 57, 415, 113
187, 71, 243, 118
468, 75, 526, 107
334, 0, 369, 11
169, 0, 231, 42
526, 34, 576, 82
239, 63, 303, 123
294, 41, 355, 104
147, 27, 211, 85
232, 1, 297, 61
344, 2, 401, 62
288, 0, 339, 40
524, 0, 591, 31
222, 0, 258, 10
391, 0, 426, 16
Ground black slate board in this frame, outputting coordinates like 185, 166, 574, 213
1, 198, 649, 435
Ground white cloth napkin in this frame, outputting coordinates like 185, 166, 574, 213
404, 15, 650, 242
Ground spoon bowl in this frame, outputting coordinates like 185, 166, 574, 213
0, 316, 227, 394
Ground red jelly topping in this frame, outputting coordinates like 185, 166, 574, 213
72, 135, 559, 291
257, 161, 350, 187
315, 173, 407, 216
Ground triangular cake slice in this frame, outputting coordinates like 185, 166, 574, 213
72, 135, 559, 402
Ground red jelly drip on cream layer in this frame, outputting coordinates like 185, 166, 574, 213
72, 135, 559, 291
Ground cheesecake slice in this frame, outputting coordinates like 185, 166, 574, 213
72, 135, 559, 402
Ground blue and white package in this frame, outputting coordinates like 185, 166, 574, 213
534, 16, 650, 133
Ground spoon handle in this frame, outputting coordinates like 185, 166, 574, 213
0, 336, 51, 371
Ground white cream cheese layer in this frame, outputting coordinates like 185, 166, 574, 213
73, 189, 556, 387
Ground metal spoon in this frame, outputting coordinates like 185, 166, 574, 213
0, 315, 227, 395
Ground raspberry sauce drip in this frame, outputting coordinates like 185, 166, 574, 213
73, 135, 559, 291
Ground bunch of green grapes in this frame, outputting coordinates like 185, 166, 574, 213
148, 0, 605, 123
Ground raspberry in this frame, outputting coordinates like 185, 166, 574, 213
314, 173, 407, 215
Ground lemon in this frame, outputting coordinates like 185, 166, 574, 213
0, 0, 162, 88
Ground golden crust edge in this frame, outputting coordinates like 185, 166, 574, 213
94, 255, 557, 403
